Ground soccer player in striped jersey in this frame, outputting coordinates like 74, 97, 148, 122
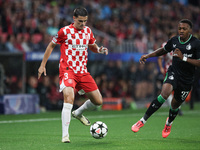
38, 7, 108, 143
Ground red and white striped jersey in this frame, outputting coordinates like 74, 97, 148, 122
161, 42, 173, 73
52, 23, 96, 74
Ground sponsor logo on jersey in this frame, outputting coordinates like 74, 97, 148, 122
173, 44, 176, 48
72, 45, 87, 48
183, 54, 193, 57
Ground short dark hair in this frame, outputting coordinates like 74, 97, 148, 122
179, 19, 193, 29
73, 7, 88, 17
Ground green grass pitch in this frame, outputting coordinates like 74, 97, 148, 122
0, 103, 200, 150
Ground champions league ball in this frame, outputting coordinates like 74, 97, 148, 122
90, 121, 108, 139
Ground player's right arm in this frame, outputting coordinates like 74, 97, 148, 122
38, 41, 57, 79
139, 47, 167, 64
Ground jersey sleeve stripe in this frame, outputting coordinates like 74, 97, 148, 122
63, 27, 68, 35
52, 39, 56, 44
163, 46, 168, 52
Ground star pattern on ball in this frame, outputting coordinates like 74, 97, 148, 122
90, 121, 108, 139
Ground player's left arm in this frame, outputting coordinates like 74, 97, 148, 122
88, 43, 108, 55
173, 48, 200, 67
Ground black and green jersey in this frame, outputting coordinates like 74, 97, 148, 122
164, 35, 200, 84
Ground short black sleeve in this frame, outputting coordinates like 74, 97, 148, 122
163, 37, 176, 53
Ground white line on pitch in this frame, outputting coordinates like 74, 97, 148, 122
0, 110, 199, 124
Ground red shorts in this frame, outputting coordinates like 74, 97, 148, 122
59, 70, 98, 93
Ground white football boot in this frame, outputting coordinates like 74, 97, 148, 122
62, 135, 70, 143
72, 111, 91, 126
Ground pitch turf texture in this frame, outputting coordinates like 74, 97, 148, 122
0, 103, 200, 150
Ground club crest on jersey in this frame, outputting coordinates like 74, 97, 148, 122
85, 35, 89, 40
68, 79, 73, 84
186, 43, 191, 50
169, 75, 174, 80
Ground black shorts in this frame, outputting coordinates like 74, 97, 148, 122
163, 67, 192, 102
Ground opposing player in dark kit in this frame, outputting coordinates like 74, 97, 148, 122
157, 30, 183, 116
131, 19, 200, 138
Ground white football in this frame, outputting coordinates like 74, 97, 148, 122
90, 121, 108, 139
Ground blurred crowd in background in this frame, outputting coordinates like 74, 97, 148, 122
3, 59, 159, 110
0, 0, 200, 110
0, 0, 200, 53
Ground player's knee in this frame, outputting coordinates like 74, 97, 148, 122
63, 96, 74, 104
160, 92, 171, 100
63, 92, 74, 104
97, 99, 103, 106
171, 99, 182, 109
171, 103, 180, 109
87, 90, 103, 106
93, 95, 103, 106
161, 84, 173, 100
95, 98, 103, 106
